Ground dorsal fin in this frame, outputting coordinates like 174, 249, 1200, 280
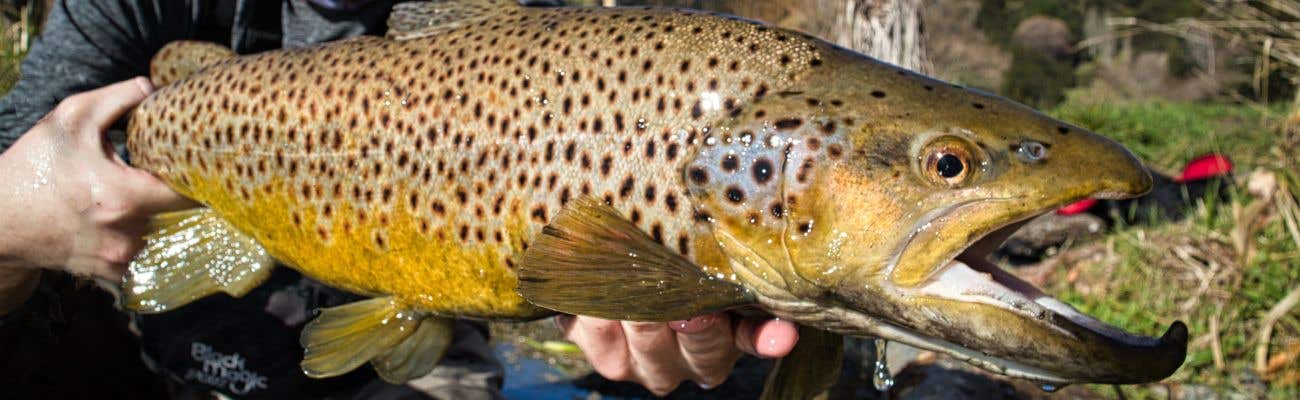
516, 198, 754, 321
386, 0, 520, 41
149, 41, 236, 87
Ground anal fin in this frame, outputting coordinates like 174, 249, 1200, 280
124, 208, 275, 313
517, 198, 754, 321
301, 297, 454, 383
760, 326, 844, 400
372, 317, 454, 383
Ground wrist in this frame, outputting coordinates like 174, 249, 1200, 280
0, 267, 41, 315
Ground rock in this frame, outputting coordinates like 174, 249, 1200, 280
1012, 15, 1073, 59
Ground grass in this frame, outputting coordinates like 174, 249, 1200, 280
1047, 98, 1300, 398
1052, 99, 1290, 171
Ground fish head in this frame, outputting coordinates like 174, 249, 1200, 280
692, 56, 1182, 384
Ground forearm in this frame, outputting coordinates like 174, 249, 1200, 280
0, 151, 46, 314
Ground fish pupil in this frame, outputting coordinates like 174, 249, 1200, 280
936, 154, 964, 178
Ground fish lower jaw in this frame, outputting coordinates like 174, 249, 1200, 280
918, 253, 1170, 350
749, 286, 1076, 385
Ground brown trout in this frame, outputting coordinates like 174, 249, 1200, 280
123, 0, 1186, 395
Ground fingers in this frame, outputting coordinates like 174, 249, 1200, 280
563, 314, 770, 396
670, 313, 740, 388
63, 226, 140, 280
119, 168, 198, 214
621, 321, 688, 395
559, 316, 633, 381
61, 77, 153, 134
735, 318, 800, 358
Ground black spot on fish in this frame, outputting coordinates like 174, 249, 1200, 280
689, 167, 709, 184
721, 154, 739, 172
774, 118, 803, 130
753, 158, 773, 184
725, 186, 745, 203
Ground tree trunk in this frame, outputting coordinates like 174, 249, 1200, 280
827, 0, 931, 74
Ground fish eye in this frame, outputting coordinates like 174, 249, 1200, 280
920, 138, 976, 187
936, 154, 964, 178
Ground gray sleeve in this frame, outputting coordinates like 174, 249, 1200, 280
0, 0, 202, 152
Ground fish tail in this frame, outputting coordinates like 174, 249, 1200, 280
150, 40, 236, 87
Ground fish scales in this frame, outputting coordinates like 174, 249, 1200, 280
127, 6, 825, 318
125, 1, 1187, 388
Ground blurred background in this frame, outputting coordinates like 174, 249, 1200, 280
3, 0, 1298, 399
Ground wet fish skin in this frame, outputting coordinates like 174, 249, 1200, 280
125, 0, 1182, 388
128, 4, 824, 318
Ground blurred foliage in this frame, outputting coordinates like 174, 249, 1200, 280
976, 0, 1210, 107
1052, 99, 1287, 170
0, 3, 38, 93
1002, 46, 1073, 108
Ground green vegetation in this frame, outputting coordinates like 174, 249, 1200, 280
0, 3, 38, 93
1049, 98, 1300, 398
1053, 99, 1288, 170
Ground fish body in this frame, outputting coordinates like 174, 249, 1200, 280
129, 5, 812, 319
124, 0, 1185, 392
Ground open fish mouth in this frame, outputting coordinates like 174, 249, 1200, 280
892, 209, 1189, 384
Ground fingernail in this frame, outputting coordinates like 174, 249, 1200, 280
697, 381, 714, 390
133, 77, 154, 95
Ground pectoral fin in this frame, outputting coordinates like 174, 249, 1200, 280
516, 198, 754, 321
124, 208, 275, 313
300, 297, 453, 382
386, 0, 518, 41
760, 326, 844, 400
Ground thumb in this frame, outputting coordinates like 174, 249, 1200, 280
734, 318, 799, 358
68, 77, 153, 134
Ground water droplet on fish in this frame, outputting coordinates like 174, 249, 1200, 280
872, 339, 894, 392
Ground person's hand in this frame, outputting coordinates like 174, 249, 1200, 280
0, 77, 194, 281
558, 313, 799, 396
